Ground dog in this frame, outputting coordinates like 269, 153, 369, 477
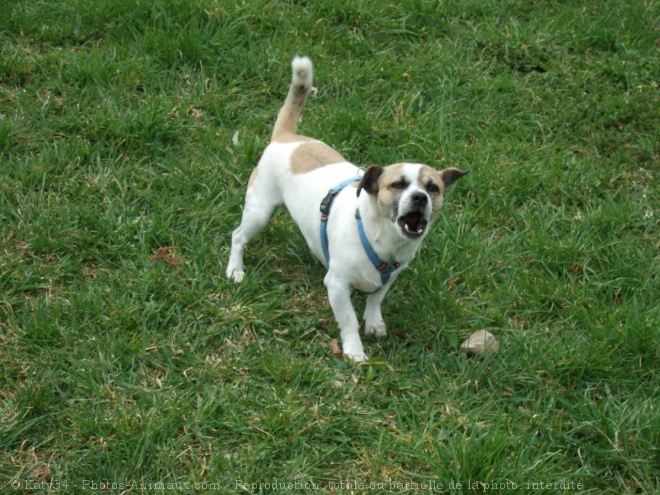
226, 56, 469, 361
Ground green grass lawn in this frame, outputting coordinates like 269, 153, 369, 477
1, 0, 658, 493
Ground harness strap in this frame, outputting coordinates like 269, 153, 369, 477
355, 209, 400, 286
320, 177, 362, 265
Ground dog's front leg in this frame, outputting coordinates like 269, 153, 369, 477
363, 283, 392, 338
324, 273, 367, 362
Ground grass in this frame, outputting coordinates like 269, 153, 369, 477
1, 0, 658, 493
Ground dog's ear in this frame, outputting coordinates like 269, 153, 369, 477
440, 168, 470, 189
357, 165, 383, 197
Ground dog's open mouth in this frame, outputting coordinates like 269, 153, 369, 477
397, 211, 428, 238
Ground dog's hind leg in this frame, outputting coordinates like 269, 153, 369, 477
226, 172, 281, 283
227, 56, 312, 283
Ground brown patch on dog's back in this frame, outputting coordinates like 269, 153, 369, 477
290, 141, 346, 174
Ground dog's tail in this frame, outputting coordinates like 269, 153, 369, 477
271, 56, 313, 140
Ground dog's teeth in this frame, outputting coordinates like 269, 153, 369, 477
417, 228, 423, 234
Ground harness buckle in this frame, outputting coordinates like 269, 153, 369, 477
320, 190, 338, 217
377, 261, 400, 276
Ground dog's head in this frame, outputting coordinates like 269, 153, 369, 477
357, 163, 469, 240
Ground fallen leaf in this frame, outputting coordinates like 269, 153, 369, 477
149, 246, 181, 267
330, 339, 343, 359
28, 464, 50, 480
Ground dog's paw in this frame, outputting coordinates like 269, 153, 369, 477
365, 321, 387, 338
344, 350, 368, 363
342, 340, 368, 362
226, 266, 244, 283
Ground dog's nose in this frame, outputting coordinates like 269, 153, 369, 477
411, 192, 428, 207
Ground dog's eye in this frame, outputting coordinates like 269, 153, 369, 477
390, 181, 407, 190
427, 183, 440, 194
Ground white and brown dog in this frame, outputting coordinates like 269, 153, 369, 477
226, 56, 469, 361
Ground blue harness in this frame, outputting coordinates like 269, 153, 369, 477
319, 178, 401, 288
